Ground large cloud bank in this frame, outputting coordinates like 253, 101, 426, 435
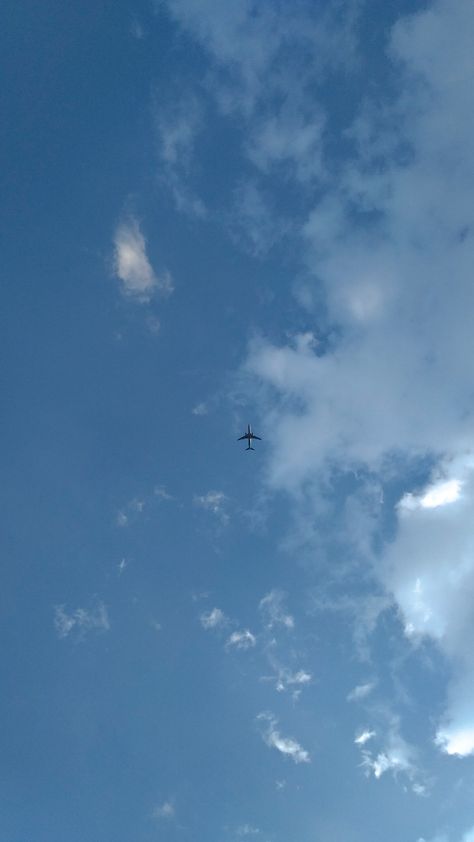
240, 0, 474, 756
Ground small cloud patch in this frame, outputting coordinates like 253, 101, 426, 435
113, 218, 173, 303
258, 712, 310, 764
200, 607, 228, 630
259, 590, 294, 630
226, 629, 257, 650
152, 801, 175, 820
54, 601, 110, 640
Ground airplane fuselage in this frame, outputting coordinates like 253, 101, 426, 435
238, 423, 261, 450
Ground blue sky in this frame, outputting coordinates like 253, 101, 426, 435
3, 1, 474, 840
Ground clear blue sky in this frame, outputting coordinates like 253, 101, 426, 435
2, 1, 474, 840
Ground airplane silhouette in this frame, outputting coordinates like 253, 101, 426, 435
237, 424, 262, 451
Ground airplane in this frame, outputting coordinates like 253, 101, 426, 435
238, 424, 262, 450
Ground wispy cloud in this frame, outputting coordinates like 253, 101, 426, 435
226, 629, 256, 651
113, 217, 173, 302
155, 95, 206, 217
194, 490, 229, 523
118, 557, 128, 575
152, 800, 175, 820
192, 401, 208, 416
262, 663, 312, 697
356, 716, 426, 795
257, 712, 310, 764
154, 485, 173, 501
259, 590, 294, 631
236, 825, 261, 837
347, 682, 376, 703
54, 601, 110, 639
200, 607, 228, 630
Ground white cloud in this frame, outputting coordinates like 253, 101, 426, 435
259, 590, 294, 630
264, 665, 312, 696
237, 825, 260, 837
356, 716, 426, 795
226, 629, 256, 650
354, 730, 376, 746
257, 712, 310, 764
152, 800, 175, 820
347, 682, 375, 702
284, 669, 311, 687
113, 218, 173, 302
243, 1, 474, 490
400, 479, 462, 512
200, 607, 228, 630
54, 602, 110, 639
382, 457, 474, 755
194, 490, 229, 523
238, 0, 474, 761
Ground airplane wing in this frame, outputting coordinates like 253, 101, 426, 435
237, 435, 247, 440
250, 434, 262, 440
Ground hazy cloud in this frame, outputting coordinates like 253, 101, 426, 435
54, 602, 110, 639
192, 402, 208, 416
194, 490, 229, 523
152, 800, 175, 820
259, 590, 294, 630
226, 629, 256, 650
200, 607, 228, 630
347, 682, 376, 703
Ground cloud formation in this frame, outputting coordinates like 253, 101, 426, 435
239, 0, 474, 762
200, 607, 228, 630
384, 457, 474, 757
257, 712, 310, 764
226, 629, 256, 651
113, 218, 173, 302
54, 601, 110, 639
194, 490, 229, 523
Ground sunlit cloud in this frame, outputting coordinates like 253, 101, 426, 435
435, 727, 474, 759
113, 217, 173, 302
257, 712, 310, 764
355, 730, 376, 746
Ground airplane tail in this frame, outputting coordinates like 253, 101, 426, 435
247, 445, 255, 451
